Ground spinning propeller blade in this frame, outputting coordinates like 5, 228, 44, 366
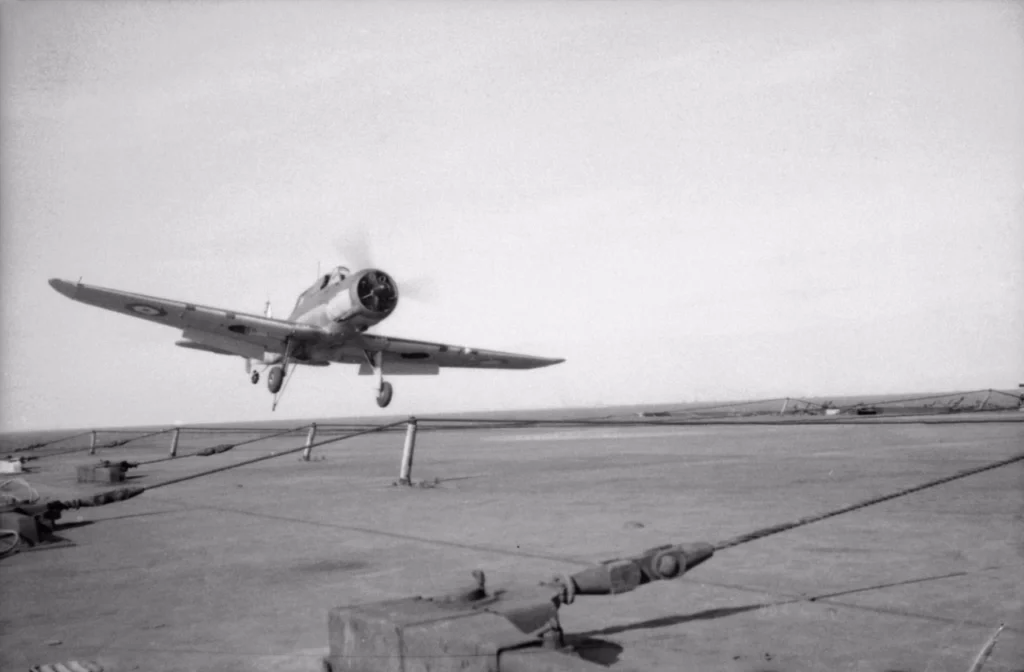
333, 234, 434, 303
334, 232, 375, 273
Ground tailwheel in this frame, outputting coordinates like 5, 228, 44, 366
267, 366, 285, 394
250, 371, 260, 385
376, 381, 394, 408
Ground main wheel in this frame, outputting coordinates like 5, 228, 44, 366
376, 381, 394, 408
250, 371, 260, 385
267, 366, 285, 394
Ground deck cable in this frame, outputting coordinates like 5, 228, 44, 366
137, 424, 312, 465
142, 420, 409, 491
713, 451, 1024, 551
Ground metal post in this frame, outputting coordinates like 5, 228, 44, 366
89, 431, 97, 456
399, 417, 418, 485
967, 623, 1005, 672
779, 398, 789, 415
979, 389, 992, 411
302, 423, 318, 461
169, 428, 180, 458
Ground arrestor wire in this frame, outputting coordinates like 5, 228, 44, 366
24, 427, 175, 461
142, 420, 410, 491
713, 452, 1024, 551
6, 423, 1020, 572
138, 424, 311, 465
1, 421, 409, 559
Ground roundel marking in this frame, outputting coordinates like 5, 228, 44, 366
126, 303, 167, 317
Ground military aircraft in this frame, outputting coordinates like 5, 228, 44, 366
48, 266, 564, 409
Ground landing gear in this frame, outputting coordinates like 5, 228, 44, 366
266, 339, 300, 411
267, 366, 284, 394
244, 358, 258, 385
365, 350, 395, 408
377, 381, 393, 408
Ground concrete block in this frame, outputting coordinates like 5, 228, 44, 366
0, 511, 50, 546
325, 597, 574, 672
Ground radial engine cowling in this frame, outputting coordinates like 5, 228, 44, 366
324, 269, 399, 328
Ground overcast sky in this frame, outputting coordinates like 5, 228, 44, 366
2, 1, 1021, 432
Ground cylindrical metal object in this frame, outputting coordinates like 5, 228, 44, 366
89, 431, 98, 456
399, 418, 417, 484
302, 423, 318, 461
169, 428, 180, 458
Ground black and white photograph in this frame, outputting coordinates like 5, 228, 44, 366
1, 2, 1022, 671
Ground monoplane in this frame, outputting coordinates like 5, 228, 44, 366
49, 265, 563, 409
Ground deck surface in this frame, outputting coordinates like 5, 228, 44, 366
1, 416, 1022, 672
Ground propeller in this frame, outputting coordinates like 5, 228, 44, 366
393, 274, 435, 302
333, 234, 435, 302
357, 270, 398, 313
334, 231, 375, 274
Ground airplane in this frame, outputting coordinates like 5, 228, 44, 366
48, 265, 564, 409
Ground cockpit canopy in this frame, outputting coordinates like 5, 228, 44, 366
318, 266, 350, 290
291, 266, 354, 317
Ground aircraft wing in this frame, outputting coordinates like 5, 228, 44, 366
48, 279, 323, 359
332, 333, 565, 373
48, 278, 564, 371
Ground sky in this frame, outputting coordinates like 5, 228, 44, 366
1, 1, 1022, 432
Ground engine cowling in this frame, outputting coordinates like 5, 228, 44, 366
324, 269, 399, 329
